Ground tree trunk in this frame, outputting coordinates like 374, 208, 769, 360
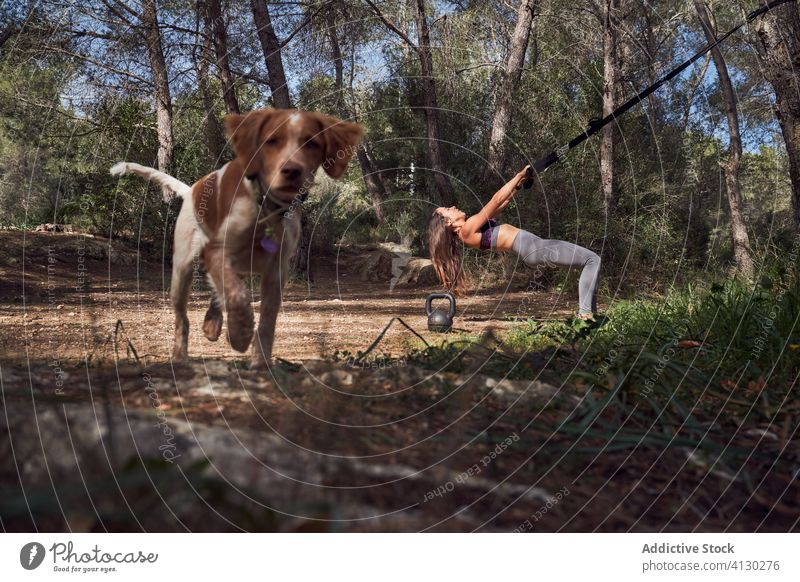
327, 9, 345, 112
206, 0, 239, 114
755, 2, 800, 232
196, 0, 226, 164
487, 0, 536, 177
250, 0, 292, 109
600, 0, 617, 217
141, 0, 174, 192
642, 8, 661, 123
364, 139, 391, 199
357, 145, 387, 224
248, 1, 301, 273
694, 0, 754, 278
414, 0, 454, 206
327, 10, 387, 224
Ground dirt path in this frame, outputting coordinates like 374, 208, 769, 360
2, 232, 794, 533
0, 231, 578, 365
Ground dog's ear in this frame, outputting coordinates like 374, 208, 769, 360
225, 109, 273, 176
314, 113, 364, 179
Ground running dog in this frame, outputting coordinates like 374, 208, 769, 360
111, 108, 363, 368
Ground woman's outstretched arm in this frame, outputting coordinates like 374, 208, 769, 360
461, 165, 530, 236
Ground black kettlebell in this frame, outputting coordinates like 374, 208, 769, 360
426, 292, 456, 333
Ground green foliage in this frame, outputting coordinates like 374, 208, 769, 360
401, 251, 799, 486
0, 0, 797, 275
494, 253, 800, 390
306, 172, 373, 249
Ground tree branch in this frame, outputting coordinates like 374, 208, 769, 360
103, 0, 140, 22
231, 68, 272, 86
44, 46, 154, 86
681, 52, 712, 131
98, 0, 146, 42
14, 96, 103, 127
455, 61, 502, 74
62, 28, 126, 41
363, 0, 419, 54
278, 2, 328, 48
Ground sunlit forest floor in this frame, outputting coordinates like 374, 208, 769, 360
1, 231, 798, 532
0, 231, 580, 363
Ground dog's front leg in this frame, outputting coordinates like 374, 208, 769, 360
250, 267, 284, 370
203, 244, 254, 353
251, 215, 299, 370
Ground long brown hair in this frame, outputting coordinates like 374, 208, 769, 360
427, 211, 469, 295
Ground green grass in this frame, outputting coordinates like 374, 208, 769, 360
402, 258, 800, 488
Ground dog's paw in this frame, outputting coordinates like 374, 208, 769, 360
228, 327, 253, 353
226, 301, 254, 352
202, 309, 223, 341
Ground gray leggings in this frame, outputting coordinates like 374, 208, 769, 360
510, 229, 601, 315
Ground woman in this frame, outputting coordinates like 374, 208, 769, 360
427, 165, 601, 319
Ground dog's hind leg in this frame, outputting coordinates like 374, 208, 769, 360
170, 244, 195, 363
170, 201, 204, 362
202, 288, 223, 341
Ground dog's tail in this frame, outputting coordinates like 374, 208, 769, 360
110, 162, 192, 202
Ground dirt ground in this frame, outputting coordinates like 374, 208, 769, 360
2, 232, 795, 533
0, 231, 582, 532
0, 231, 577, 364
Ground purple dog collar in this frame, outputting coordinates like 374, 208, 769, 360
260, 235, 279, 254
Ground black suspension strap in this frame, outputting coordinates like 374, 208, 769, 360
522, 0, 795, 187
353, 317, 430, 364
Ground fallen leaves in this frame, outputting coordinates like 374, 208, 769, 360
677, 340, 702, 349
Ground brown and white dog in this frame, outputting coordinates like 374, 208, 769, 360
111, 108, 363, 368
